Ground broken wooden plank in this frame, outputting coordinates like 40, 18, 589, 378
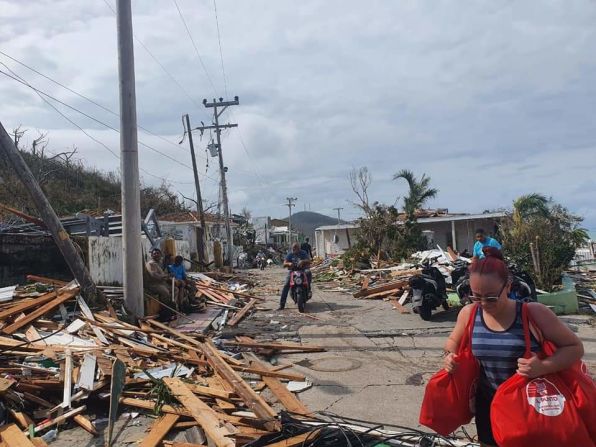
25, 275, 69, 287
163, 378, 235, 447
2, 288, 79, 334
73, 414, 98, 436
231, 366, 305, 382
77, 353, 97, 391
353, 281, 407, 299
0, 292, 59, 321
249, 358, 311, 417
8, 409, 33, 429
120, 397, 192, 417
0, 423, 36, 447
184, 383, 234, 400
139, 413, 180, 447
227, 298, 257, 327
32, 406, 86, 433
397, 289, 409, 306
201, 341, 280, 431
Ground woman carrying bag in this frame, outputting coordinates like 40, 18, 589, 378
441, 248, 585, 447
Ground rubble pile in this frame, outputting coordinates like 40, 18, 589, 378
0, 275, 331, 446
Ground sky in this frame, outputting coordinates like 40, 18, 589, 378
1, 0, 595, 231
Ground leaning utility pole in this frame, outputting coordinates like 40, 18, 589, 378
195, 97, 239, 267
117, 0, 143, 318
0, 122, 98, 300
285, 197, 297, 245
182, 114, 206, 262
333, 207, 343, 226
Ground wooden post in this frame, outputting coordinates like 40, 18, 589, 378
0, 121, 98, 301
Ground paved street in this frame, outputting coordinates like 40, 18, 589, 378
238, 266, 596, 435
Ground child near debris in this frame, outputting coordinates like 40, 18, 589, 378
442, 247, 584, 446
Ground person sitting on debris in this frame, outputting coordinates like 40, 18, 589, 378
301, 237, 314, 259
442, 247, 584, 447
473, 228, 501, 260
168, 255, 197, 310
278, 242, 312, 310
145, 248, 176, 320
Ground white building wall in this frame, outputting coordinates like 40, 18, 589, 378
88, 236, 191, 285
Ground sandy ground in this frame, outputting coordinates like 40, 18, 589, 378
49, 266, 596, 445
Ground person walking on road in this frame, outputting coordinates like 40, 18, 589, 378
442, 248, 584, 446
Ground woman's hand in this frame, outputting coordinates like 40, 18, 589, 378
517, 354, 547, 378
444, 353, 459, 374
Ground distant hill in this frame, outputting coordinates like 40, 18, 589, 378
285, 211, 346, 241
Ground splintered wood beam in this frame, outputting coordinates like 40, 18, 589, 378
163, 378, 235, 447
201, 341, 280, 432
2, 289, 79, 334
227, 298, 257, 327
139, 413, 180, 447
249, 361, 311, 417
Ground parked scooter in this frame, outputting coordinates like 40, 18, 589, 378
289, 262, 311, 313
408, 256, 449, 321
454, 259, 537, 305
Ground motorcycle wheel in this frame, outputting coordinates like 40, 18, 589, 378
420, 298, 432, 321
296, 289, 306, 313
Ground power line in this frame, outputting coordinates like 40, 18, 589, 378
0, 49, 202, 160
212, 0, 228, 97
0, 62, 194, 186
102, 0, 205, 112
0, 67, 219, 185
172, 0, 219, 95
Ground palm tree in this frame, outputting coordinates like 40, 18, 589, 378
393, 169, 438, 221
512, 193, 550, 220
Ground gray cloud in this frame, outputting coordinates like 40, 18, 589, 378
0, 0, 594, 230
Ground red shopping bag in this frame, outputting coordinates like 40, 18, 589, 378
491, 304, 595, 447
419, 305, 479, 436
528, 311, 596, 442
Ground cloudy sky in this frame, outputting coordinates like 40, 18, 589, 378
1, 0, 595, 231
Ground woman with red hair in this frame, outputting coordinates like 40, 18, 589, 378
443, 247, 584, 446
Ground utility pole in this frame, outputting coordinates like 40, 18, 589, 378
117, 0, 143, 318
333, 207, 343, 226
194, 97, 239, 267
183, 114, 206, 262
285, 197, 297, 245
0, 122, 98, 300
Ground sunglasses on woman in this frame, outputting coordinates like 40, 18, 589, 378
469, 281, 508, 302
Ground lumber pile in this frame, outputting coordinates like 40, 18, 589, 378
0, 276, 324, 446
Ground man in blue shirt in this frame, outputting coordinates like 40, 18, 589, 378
473, 228, 502, 259
278, 242, 311, 310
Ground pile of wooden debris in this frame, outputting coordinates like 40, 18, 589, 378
0, 275, 328, 446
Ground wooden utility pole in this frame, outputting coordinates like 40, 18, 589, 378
0, 122, 98, 300
195, 97, 239, 267
183, 114, 206, 262
117, 0, 144, 318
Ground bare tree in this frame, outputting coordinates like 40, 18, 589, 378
240, 206, 252, 221
349, 167, 372, 216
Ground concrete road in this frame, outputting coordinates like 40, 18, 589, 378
237, 266, 596, 436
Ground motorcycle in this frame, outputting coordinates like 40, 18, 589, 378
289, 262, 311, 313
408, 256, 449, 321
454, 259, 537, 305
256, 255, 266, 270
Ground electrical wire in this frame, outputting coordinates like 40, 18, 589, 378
212, 0, 228, 97
172, 0, 219, 96
101, 0, 206, 113
0, 67, 220, 184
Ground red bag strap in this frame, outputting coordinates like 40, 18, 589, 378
459, 304, 479, 353
521, 303, 531, 357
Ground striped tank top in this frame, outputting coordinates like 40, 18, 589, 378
471, 301, 539, 391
